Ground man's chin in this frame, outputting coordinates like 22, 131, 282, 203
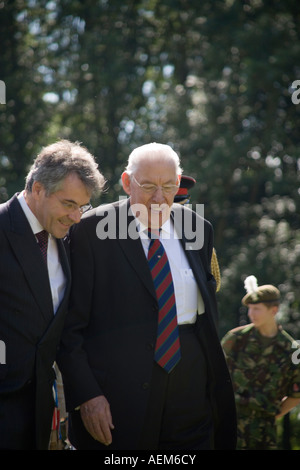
54, 222, 73, 238
130, 202, 171, 229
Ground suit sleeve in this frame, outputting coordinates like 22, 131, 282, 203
57, 220, 103, 410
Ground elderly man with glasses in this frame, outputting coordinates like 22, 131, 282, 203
58, 142, 236, 451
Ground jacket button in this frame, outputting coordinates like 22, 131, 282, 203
146, 343, 154, 351
142, 382, 149, 390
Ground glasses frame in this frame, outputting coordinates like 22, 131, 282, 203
53, 194, 92, 215
131, 174, 179, 195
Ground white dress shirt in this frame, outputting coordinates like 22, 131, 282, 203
17, 191, 66, 314
138, 218, 205, 324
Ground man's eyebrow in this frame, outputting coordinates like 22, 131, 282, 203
62, 198, 78, 204
141, 179, 176, 184
63, 197, 90, 207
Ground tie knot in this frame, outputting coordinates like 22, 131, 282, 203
148, 228, 160, 240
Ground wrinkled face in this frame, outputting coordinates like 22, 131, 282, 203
122, 156, 180, 229
30, 173, 91, 238
247, 303, 277, 329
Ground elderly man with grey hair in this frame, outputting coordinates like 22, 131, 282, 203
58, 142, 237, 450
0, 139, 105, 449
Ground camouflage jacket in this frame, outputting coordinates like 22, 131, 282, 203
221, 324, 300, 416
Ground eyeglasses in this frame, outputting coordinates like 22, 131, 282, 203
53, 194, 92, 214
131, 174, 179, 194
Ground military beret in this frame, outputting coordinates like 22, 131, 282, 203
174, 175, 196, 204
242, 275, 280, 305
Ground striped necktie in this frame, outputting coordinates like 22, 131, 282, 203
36, 230, 48, 265
148, 229, 181, 373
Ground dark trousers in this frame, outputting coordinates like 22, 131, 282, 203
0, 382, 36, 449
138, 324, 214, 450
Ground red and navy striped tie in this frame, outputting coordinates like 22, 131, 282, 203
148, 230, 181, 373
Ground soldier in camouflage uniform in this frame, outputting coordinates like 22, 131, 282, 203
222, 276, 300, 450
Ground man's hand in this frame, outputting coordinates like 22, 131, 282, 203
80, 395, 114, 445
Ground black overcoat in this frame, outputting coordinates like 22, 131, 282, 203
58, 198, 236, 449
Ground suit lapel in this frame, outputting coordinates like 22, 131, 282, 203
115, 199, 157, 300
6, 196, 54, 323
115, 200, 211, 304
57, 237, 71, 288
114, 200, 211, 306
171, 204, 210, 308
55, 237, 71, 313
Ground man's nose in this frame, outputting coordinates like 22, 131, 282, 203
152, 186, 165, 202
68, 209, 82, 224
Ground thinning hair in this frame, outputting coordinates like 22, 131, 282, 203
125, 142, 183, 176
25, 139, 106, 197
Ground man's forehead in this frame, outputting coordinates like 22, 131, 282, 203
136, 155, 177, 174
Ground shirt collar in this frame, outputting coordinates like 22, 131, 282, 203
136, 217, 173, 240
17, 190, 44, 235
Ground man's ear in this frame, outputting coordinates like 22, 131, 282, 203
31, 181, 45, 200
121, 172, 131, 195
272, 306, 279, 316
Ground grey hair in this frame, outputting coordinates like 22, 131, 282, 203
125, 142, 183, 176
25, 139, 106, 197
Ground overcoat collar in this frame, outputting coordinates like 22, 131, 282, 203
115, 198, 208, 304
171, 203, 210, 309
115, 198, 156, 300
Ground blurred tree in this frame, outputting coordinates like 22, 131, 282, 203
133, 0, 300, 337
0, 0, 300, 339
199, 1, 300, 336
40, 0, 152, 203
0, 0, 58, 200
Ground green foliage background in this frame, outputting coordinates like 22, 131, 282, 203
1, 0, 300, 339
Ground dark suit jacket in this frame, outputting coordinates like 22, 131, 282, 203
0, 194, 71, 449
58, 198, 236, 449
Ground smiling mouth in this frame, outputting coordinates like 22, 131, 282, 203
60, 220, 73, 228
149, 203, 169, 212
150, 208, 163, 213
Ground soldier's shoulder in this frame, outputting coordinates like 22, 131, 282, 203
228, 323, 254, 336
221, 324, 254, 350
278, 327, 298, 349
